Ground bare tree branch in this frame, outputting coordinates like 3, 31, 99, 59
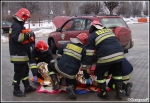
104, 1, 119, 15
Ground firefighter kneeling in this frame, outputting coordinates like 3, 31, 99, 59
48, 33, 88, 99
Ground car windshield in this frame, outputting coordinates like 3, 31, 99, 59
99, 18, 128, 28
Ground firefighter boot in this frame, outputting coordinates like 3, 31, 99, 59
50, 74, 60, 90
22, 80, 36, 94
115, 82, 123, 100
66, 85, 76, 99
123, 82, 133, 96
13, 82, 26, 97
97, 83, 109, 100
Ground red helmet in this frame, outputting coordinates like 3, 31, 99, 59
91, 20, 102, 26
90, 20, 103, 30
76, 33, 88, 45
35, 40, 49, 52
15, 8, 31, 21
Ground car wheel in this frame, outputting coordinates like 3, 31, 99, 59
50, 40, 57, 54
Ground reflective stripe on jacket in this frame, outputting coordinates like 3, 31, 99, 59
56, 42, 87, 78
29, 48, 54, 69
9, 18, 30, 63
85, 28, 124, 65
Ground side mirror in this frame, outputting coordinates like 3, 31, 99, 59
56, 28, 61, 32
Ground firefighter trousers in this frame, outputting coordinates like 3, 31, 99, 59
95, 62, 123, 88
13, 63, 29, 83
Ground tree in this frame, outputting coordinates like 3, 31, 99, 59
17, 2, 40, 14
63, 2, 74, 16
131, 2, 143, 17
117, 2, 132, 17
79, 3, 92, 15
143, 1, 148, 16
104, 1, 119, 15
79, 2, 102, 15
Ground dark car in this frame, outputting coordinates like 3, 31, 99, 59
48, 15, 134, 54
1, 21, 12, 34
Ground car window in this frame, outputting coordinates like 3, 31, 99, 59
62, 20, 73, 31
71, 19, 87, 31
100, 18, 128, 28
85, 19, 92, 30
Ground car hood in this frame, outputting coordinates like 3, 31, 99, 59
52, 16, 71, 28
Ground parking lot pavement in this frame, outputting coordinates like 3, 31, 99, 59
1, 23, 149, 102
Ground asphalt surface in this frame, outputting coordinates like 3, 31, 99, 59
1, 23, 149, 102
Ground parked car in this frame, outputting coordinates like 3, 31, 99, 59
48, 15, 134, 54
1, 21, 12, 34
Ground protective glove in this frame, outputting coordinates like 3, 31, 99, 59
85, 78, 92, 85
34, 76, 38, 82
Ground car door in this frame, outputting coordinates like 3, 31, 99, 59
56, 19, 74, 46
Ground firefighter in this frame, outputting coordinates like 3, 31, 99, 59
107, 57, 133, 96
8, 8, 36, 97
29, 40, 60, 90
82, 20, 124, 100
83, 57, 133, 96
48, 33, 88, 99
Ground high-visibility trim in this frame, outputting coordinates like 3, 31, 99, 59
54, 63, 76, 79
112, 84, 115, 89
66, 43, 82, 53
10, 55, 29, 62
122, 73, 131, 80
64, 51, 81, 60
95, 34, 115, 46
9, 28, 12, 34
22, 76, 28, 80
29, 63, 37, 66
97, 79, 106, 83
103, 92, 106, 96
49, 71, 55, 75
29, 63, 37, 69
97, 55, 124, 63
50, 60, 55, 63
112, 76, 122, 80
64, 48, 82, 58
86, 49, 95, 52
95, 32, 113, 41
104, 71, 108, 77
100, 52, 124, 60
86, 49, 95, 56
18, 33, 25, 43
82, 65, 87, 67
30, 66, 37, 69
13, 80, 17, 83
86, 52, 94, 56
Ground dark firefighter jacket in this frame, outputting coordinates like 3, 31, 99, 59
29, 48, 54, 76
9, 18, 31, 63
55, 42, 87, 79
84, 28, 124, 66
